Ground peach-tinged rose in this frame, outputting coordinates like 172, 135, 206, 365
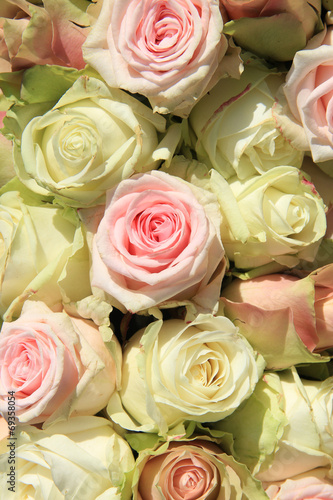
0, 301, 119, 424
82, 0, 243, 117
135, 439, 267, 500
264, 468, 333, 499
86, 170, 226, 314
274, 27, 333, 176
221, 264, 333, 361
222, 0, 322, 61
0, 0, 91, 71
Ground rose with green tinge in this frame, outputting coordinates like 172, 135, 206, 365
0, 182, 91, 321
221, 0, 322, 62
188, 55, 303, 180
0, 416, 135, 500
108, 314, 265, 435
15, 76, 174, 207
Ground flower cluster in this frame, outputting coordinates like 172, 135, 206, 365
0, 0, 332, 498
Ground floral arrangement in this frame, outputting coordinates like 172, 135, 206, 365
0, 0, 332, 498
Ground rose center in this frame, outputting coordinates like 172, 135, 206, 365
133, 204, 187, 245
173, 462, 206, 497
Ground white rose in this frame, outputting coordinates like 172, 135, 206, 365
0, 416, 135, 499
108, 314, 265, 435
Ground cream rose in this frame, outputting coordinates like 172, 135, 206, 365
108, 314, 265, 435
217, 370, 333, 480
256, 371, 333, 482
15, 76, 171, 207
189, 55, 303, 180
0, 185, 91, 321
217, 166, 327, 271
134, 438, 267, 499
0, 301, 120, 424
82, 0, 242, 117
86, 170, 226, 314
0, 416, 135, 499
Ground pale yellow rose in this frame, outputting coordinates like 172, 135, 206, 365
108, 314, 265, 435
0, 416, 135, 499
15, 76, 178, 207
0, 183, 91, 321
189, 56, 303, 180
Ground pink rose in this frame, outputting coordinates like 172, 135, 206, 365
0, 0, 90, 71
135, 439, 266, 500
274, 27, 333, 173
82, 0, 242, 117
220, 264, 333, 368
264, 469, 333, 499
86, 170, 226, 314
0, 301, 119, 424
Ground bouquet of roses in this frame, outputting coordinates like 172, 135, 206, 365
0, 0, 332, 498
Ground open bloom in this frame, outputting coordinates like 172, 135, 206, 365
217, 166, 327, 270
109, 314, 265, 434
82, 0, 242, 116
88, 170, 226, 313
274, 27, 333, 176
189, 56, 303, 180
0, 417, 135, 499
16, 76, 169, 206
135, 439, 267, 499
0, 301, 119, 424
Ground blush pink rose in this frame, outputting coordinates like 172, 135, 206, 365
0, 0, 90, 71
221, 264, 333, 359
136, 439, 266, 500
264, 469, 333, 499
275, 27, 333, 174
87, 170, 226, 314
82, 0, 241, 117
0, 301, 119, 424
